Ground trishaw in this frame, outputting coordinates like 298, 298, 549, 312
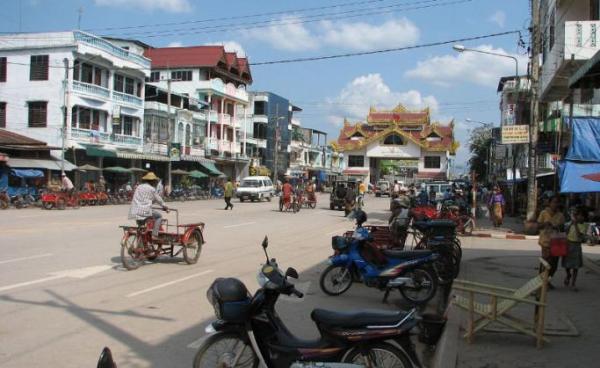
41, 191, 80, 210
298, 190, 317, 209
79, 191, 98, 206
119, 208, 204, 270
278, 193, 300, 213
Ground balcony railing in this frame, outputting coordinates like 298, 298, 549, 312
113, 91, 143, 107
72, 80, 111, 99
144, 143, 168, 155
219, 140, 232, 152
208, 111, 219, 122
112, 134, 142, 146
218, 114, 231, 126
74, 31, 151, 68
70, 128, 110, 143
564, 21, 600, 61
207, 138, 219, 151
196, 78, 249, 102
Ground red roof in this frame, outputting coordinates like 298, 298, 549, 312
369, 112, 428, 123
0, 129, 46, 146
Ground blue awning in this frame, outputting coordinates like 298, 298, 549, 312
565, 117, 600, 161
558, 160, 600, 193
10, 169, 44, 178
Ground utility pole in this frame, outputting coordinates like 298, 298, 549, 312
77, 7, 83, 30
527, 0, 541, 221
273, 104, 279, 183
166, 73, 172, 190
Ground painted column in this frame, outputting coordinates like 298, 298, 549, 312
220, 98, 225, 154
206, 93, 212, 152
243, 105, 248, 156
232, 102, 237, 157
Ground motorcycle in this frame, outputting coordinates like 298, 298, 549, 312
195, 236, 424, 368
320, 212, 439, 304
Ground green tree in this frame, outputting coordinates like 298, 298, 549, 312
468, 126, 493, 183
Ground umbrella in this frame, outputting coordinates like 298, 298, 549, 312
103, 166, 132, 174
189, 170, 208, 179
130, 167, 148, 173
77, 164, 101, 171
171, 169, 190, 175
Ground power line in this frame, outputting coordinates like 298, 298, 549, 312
249, 30, 523, 65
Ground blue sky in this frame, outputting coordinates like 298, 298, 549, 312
1, 0, 530, 170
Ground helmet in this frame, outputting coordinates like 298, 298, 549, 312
355, 210, 367, 227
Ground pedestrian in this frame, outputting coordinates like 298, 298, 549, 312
97, 175, 106, 193
224, 177, 234, 210
563, 206, 587, 291
128, 172, 168, 241
156, 179, 164, 197
428, 187, 437, 205
537, 196, 566, 289
282, 179, 293, 208
488, 186, 506, 227
344, 183, 356, 217
418, 186, 429, 206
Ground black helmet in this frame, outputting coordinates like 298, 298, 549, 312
355, 210, 367, 227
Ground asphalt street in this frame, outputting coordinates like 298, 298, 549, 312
0, 194, 412, 367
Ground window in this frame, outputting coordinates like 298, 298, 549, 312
81, 63, 93, 84
30, 55, 49, 81
171, 70, 192, 81
28, 101, 47, 127
0, 102, 5, 128
73, 60, 80, 81
125, 77, 134, 95
114, 74, 124, 92
383, 134, 404, 145
149, 71, 160, 82
254, 101, 266, 115
592, 0, 600, 21
348, 155, 364, 167
114, 74, 136, 95
424, 156, 441, 169
0, 57, 6, 82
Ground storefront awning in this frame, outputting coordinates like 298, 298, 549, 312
180, 155, 214, 164
7, 157, 77, 171
117, 150, 170, 162
86, 146, 117, 158
189, 170, 208, 179
342, 168, 369, 176
103, 166, 132, 174
558, 160, 600, 193
10, 168, 44, 178
199, 161, 225, 177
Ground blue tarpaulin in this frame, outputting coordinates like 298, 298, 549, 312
558, 160, 600, 193
565, 117, 600, 161
10, 169, 44, 178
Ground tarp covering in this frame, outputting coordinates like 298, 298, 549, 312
86, 146, 117, 158
199, 161, 225, 177
565, 117, 600, 161
189, 170, 208, 179
558, 160, 600, 193
10, 169, 44, 178
7, 157, 77, 171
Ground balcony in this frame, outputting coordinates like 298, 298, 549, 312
207, 138, 219, 151
196, 78, 249, 102
74, 31, 151, 69
144, 143, 168, 155
70, 128, 110, 144
218, 113, 231, 126
72, 80, 111, 99
541, 20, 600, 101
112, 134, 142, 146
113, 91, 143, 107
218, 140, 233, 153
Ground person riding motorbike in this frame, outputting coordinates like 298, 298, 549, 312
128, 172, 168, 241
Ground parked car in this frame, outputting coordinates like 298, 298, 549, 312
424, 181, 453, 201
374, 180, 391, 197
236, 176, 275, 202
329, 179, 356, 210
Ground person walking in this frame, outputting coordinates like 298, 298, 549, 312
224, 177, 234, 210
537, 196, 566, 288
344, 183, 356, 217
128, 172, 168, 241
488, 186, 506, 227
563, 206, 587, 291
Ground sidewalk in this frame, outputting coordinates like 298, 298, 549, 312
453, 249, 600, 368
471, 215, 537, 240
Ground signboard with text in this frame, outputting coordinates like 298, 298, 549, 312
501, 125, 529, 144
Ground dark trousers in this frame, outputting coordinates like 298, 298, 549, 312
224, 196, 233, 210
541, 247, 559, 277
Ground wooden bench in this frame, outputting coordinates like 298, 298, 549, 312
452, 258, 550, 348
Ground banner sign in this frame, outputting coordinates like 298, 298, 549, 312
381, 159, 419, 168
501, 125, 529, 144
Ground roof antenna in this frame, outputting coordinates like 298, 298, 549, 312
77, 6, 83, 30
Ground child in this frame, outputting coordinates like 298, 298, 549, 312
563, 207, 587, 291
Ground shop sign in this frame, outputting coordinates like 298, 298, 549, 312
170, 143, 181, 161
381, 159, 419, 168
494, 145, 507, 159
112, 106, 121, 125
501, 125, 529, 144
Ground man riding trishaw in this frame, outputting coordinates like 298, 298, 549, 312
128, 172, 169, 241
305, 180, 316, 203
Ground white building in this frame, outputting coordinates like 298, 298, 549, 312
0, 31, 151, 169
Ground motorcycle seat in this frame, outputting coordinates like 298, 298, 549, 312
381, 249, 433, 259
311, 308, 409, 328
413, 220, 457, 231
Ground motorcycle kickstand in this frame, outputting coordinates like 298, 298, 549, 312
382, 288, 391, 303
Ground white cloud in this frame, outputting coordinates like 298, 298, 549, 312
489, 10, 506, 28
325, 73, 439, 127
244, 15, 319, 52
320, 18, 419, 51
205, 41, 246, 57
94, 0, 191, 13
166, 41, 183, 47
242, 16, 420, 52
405, 44, 527, 87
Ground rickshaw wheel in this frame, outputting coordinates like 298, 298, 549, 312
72, 198, 80, 209
121, 233, 144, 270
293, 203, 300, 213
56, 199, 66, 210
309, 201, 316, 209
42, 201, 53, 210
183, 231, 203, 264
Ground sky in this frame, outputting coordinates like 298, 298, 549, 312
0, 0, 531, 172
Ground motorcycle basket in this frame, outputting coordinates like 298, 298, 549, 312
207, 278, 251, 323
331, 235, 350, 251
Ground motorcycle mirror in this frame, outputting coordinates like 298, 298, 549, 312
285, 267, 299, 279
262, 236, 269, 249
97, 347, 116, 368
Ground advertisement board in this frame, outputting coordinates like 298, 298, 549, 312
501, 125, 529, 144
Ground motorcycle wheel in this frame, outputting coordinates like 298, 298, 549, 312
42, 201, 54, 210
183, 231, 203, 264
434, 255, 456, 285
121, 233, 144, 270
343, 342, 413, 368
193, 333, 258, 368
399, 267, 438, 304
319, 265, 353, 296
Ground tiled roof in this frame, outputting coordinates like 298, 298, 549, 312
0, 129, 46, 146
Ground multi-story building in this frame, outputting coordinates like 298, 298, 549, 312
246, 91, 302, 180
289, 121, 331, 182
144, 46, 252, 179
332, 104, 458, 184
0, 31, 154, 174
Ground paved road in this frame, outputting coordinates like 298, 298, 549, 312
0, 194, 414, 367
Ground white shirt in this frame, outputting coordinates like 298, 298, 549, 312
128, 183, 165, 220
62, 176, 74, 190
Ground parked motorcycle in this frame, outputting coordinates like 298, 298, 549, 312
320, 211, 439, 304
195, 236, 424, 368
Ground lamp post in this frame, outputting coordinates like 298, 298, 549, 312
455, 45, 522, 216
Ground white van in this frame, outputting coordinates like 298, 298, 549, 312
236, 176, 275, 202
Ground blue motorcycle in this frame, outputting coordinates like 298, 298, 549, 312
320, 214, 440, 304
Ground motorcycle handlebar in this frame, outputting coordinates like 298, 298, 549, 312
291, 288, 304, 298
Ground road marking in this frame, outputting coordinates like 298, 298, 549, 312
0, 253, 53, 265
127, 269, 214, 298
223, 222, 256, 229
0, 264, 113, 293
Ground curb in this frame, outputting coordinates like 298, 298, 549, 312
468, 232, 539, 241
431, 302, 460, 368
583, 256, 600, 275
